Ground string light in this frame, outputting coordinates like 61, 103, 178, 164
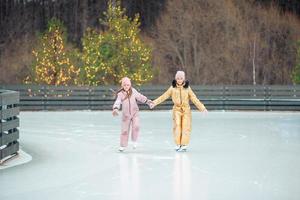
25, 18, 80, 86
81, 0, 153, 86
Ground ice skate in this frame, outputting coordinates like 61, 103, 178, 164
132, 142, 137, 149
179, 145, 187, 152
175, 145, 181, 151
118, 146, 125, 152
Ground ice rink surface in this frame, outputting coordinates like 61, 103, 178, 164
1, 111, 300, 200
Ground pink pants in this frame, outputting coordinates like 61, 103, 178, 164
120, 114, 140, 147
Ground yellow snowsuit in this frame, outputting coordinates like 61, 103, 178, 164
153, 81, 206, 145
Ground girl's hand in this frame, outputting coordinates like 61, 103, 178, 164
202, 108, 208, 113
147, 100, 154, 109
112, 109, 119, 116
147, 100, 153, 104
149, 102, 155, 109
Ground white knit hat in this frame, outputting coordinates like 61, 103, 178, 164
175, 71, 185, 80
121, 77, 131, 87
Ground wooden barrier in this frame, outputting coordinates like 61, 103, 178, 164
0, 90, 20, 163
0, 85, 299, 111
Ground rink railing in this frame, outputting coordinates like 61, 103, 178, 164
0, 90, 20, 163
0, 85, 300, 111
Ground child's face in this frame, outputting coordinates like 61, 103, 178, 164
123, 83, 131, 91
176, 77, 184, 85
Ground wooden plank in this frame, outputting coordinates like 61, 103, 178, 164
44, 106, 90, 110
0, 90, 19, 105
21, 96, 49, 100
18, 101, 45, 105
0, 129, 19, 146
0, 141, 19, 160
44, 101, 94, 105
0, 118, 20, 132
268, 106, 300, 111
269, 96, 300, 99
225, 96, 266, 100
222, 106, 267, 110
268, 100, 300, 106
20, 106, 45, 111
44, 96, 91, 100
224, 100, 267, 106
0, 107, 19, 120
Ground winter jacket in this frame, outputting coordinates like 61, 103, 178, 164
153, 80, 206, 112
113, 87, 150, 116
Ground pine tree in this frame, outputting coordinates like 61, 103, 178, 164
81, 0, 153, 86
292, 40, 300, 84
25, 18, 80, 85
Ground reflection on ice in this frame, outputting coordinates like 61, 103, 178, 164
173, 153, 191, 200
119, 154, 140, 200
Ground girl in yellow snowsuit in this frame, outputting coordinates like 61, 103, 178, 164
150, 71, 207, 151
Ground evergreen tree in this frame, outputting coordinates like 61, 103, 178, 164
81, 0, 153, 86
25, 18, 80, 85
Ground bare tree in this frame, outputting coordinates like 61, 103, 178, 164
152, 0, 300, 84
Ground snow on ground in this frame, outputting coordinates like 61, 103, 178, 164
1, 111, 300, 200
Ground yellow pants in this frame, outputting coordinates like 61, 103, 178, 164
172, 109, 191, 145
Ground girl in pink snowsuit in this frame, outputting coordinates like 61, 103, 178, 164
112, 77, 152, 152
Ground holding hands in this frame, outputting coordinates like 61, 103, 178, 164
149, 103, 155, 109
147, 100, 155, 109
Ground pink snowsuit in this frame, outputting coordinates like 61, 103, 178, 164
113, 88, 150, 147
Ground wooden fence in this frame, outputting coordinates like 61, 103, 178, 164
0, 90, 20, 163
0, 85, 300, 111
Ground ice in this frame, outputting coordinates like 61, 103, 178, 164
1, 111, 300, 200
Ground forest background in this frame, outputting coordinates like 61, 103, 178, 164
1, 0, 300, 85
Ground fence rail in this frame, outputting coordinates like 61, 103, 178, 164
0, 85, 300, 111
0, 89, 20, 163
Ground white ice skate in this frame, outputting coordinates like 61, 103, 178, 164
175, 145, 181, 151
118, 146, 125, 152
132, 142, 137, 149
178, 145, 187, 152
